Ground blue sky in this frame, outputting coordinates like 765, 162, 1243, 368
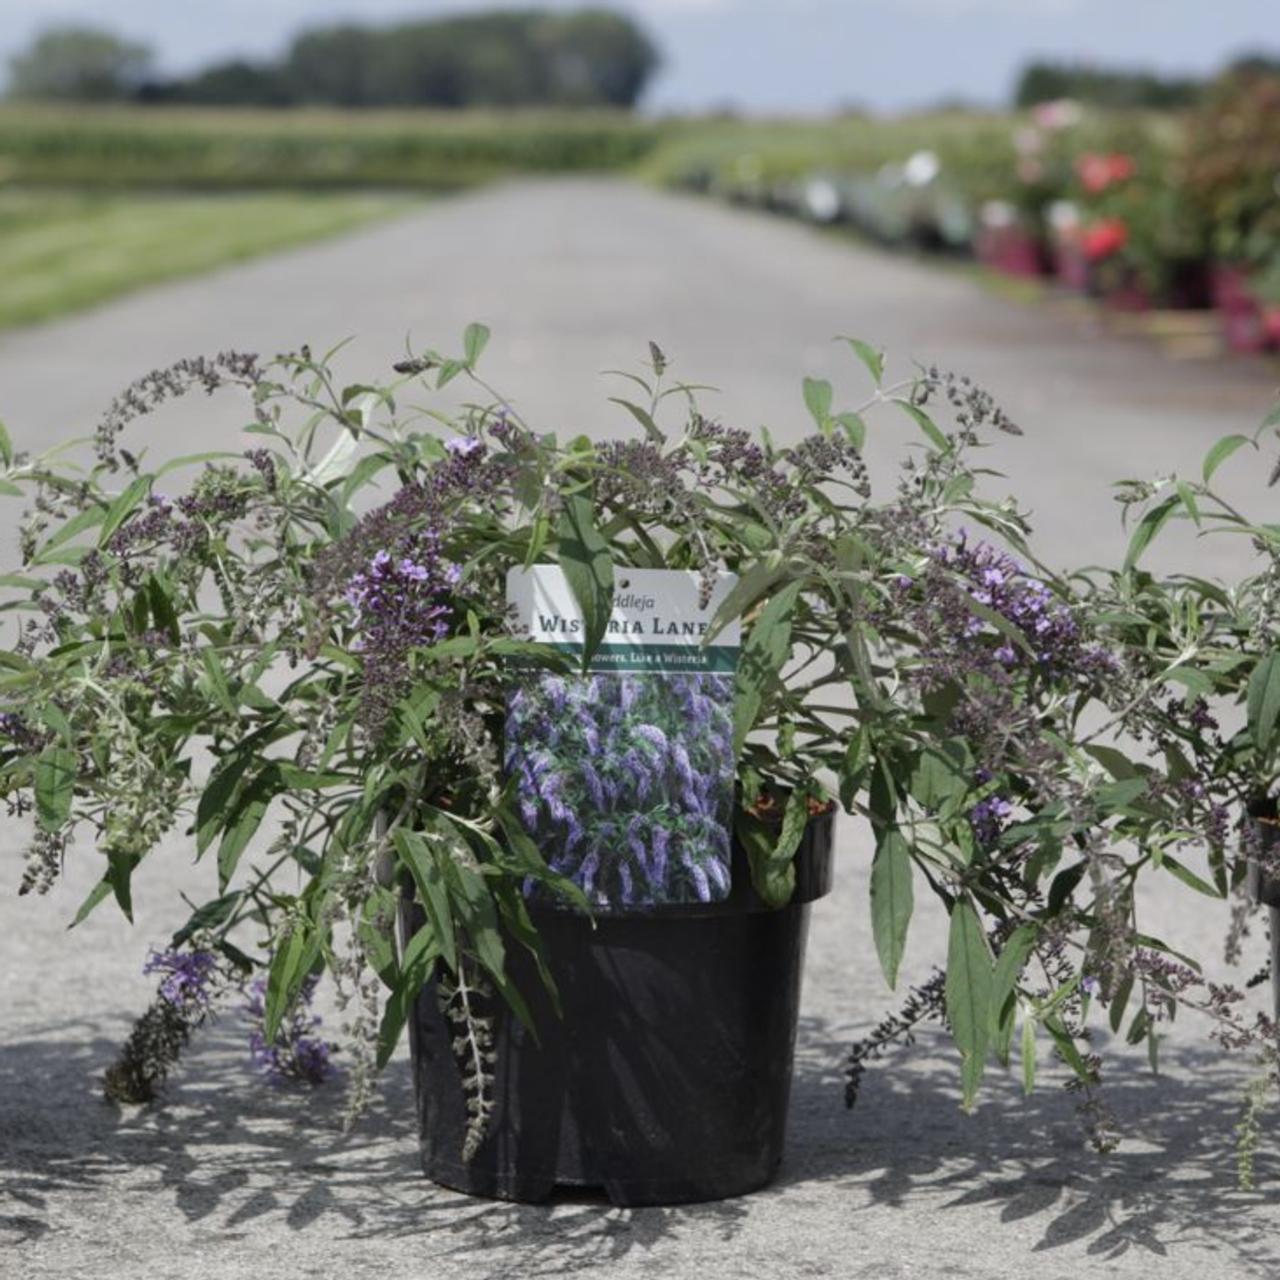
4, 0, 1278, 111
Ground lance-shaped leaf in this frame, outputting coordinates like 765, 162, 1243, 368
35, 745, 76, 832
1247, 650, 1280, 756
803, 377, 833, 430
990, 923, 1038, 1062
264, 921, 324, 1043
1124, 495, 1179, 572
945, 898, 993, 1112
870, 827, 914, 988
557, 489, 614, 666
733, 580, 803, 755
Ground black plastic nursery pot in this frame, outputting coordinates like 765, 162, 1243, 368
400, 808, 834, 1207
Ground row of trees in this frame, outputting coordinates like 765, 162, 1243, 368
6, 10, 661, 110
1014, 56, 1280, 109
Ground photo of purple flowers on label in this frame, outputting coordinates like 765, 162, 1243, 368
506, 567, 740, 910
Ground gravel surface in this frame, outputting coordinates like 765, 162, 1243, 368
2, 179, 1278, 1279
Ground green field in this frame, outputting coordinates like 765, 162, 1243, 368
0, 190, 413, 328
0, 104, 671, 330
0, 104, 665, 189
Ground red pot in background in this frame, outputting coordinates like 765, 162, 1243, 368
976, 226, 1049, 279
1212, 263, 1280, 354
1263, 305, 1280, 346
1102, 280, 1154, 313
1211, 264, 1255, 312
1053, 239, 1092, 292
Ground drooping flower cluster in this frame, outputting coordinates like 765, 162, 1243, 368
889, 532, 1118, 730
933, 534, 1090, 675
0, 711, 45, 753
104, 947, 226, 1103
94, 351, 261, 471
506, 672, 735, 908
144, 947, 221, 1011
969, 793, 1014, 849
243, 974, 336, 1086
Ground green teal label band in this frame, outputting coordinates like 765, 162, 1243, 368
542, 642, 739, 673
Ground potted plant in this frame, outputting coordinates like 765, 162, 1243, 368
1068, 408, 1280, 1128
975, 198, 1050, 278
2, 330, 1276, 1201
1184, 66, 1280, 350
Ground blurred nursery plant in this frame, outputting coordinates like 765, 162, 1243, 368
0, 327, 1276, 1168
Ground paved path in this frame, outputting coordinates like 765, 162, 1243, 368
3, 180, 1278, 1279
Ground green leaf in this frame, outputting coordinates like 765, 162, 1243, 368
733, 580, 803, 756
608, 397, 665, 444
1202, 433, 1250, 484
97, 475, 153, 549
154, 450, 241, 478
105, 849, 137, 921
33, 504, 106, 562
556, 489, 614, 665
1175, 480, 1201, 527
199, 647, 237, 717
802, 377, 833, 429
1161, 854, 1223, 898
392, 827, 458, 972
494, 803, 591, 913
435, 358, 465, 389
1044, 1013, 1092, 1084
704, 558, 785, 643
69, 877, 112, 928
870, 828, 914, 988
195, 751, 253, 855
1083, 744, 1140, 780
908, 739, 970, 813
216, 767, 276, 889
376, 925, 440, 1069
991, 923, 1037, 1062
35, 745, 76, 832
0, 417, 12, 467
838, 724, 872, 813
834, 412, 866, 451
1020, 1011, 1036, 1095
463, 322, 490, 368
339, 454, 393, 510
264, 924, 322, 1042
171, 892, 242, 946
735, 803, 802, 908
274, 764, 350, 790
838, 336, 884, 385
1108, 974, 1134, 1034
1124, 496, 1179, 572
424, 809, 533, 1031
1247, 650, 1280, 756
945, 899, 992, 1112
893, 399, 949, 452
147, 575, 180, 644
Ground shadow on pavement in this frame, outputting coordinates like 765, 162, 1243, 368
1, 1013, 1276, 1274
788, 1014, 1278, 1266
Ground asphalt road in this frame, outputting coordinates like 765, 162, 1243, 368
2, 180, 1278, 1279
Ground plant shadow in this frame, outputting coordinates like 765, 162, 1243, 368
1, 1012, 1277, 1274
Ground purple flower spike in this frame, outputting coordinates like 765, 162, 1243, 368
444, 435, 484, 458
243, 973, 335, 1086
144, 948, 219, 1010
